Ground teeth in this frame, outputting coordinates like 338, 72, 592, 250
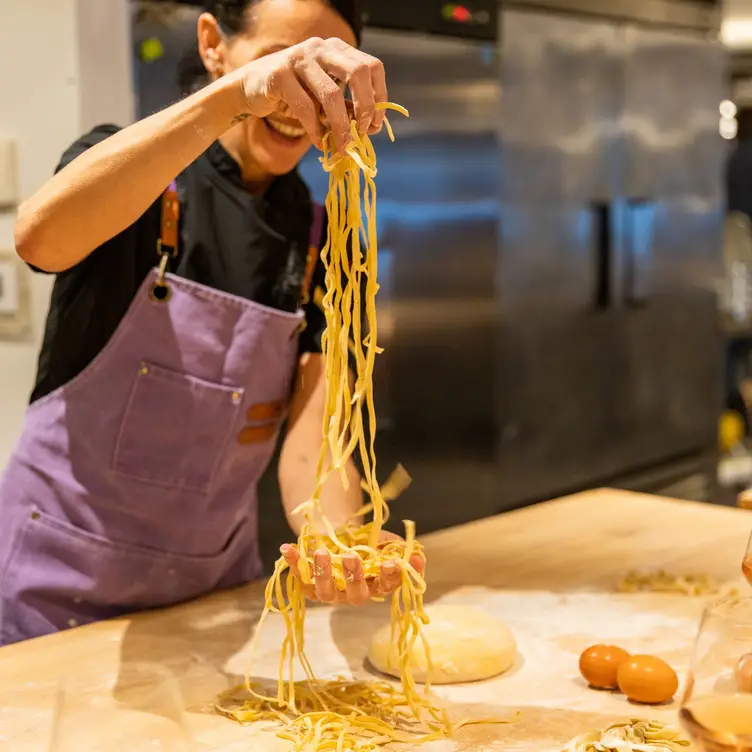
266, 119, 305, 138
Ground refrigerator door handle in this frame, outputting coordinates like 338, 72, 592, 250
592, 200, 614, 310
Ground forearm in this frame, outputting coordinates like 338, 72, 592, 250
279, 441, 363, 537
15, 73, 247, 272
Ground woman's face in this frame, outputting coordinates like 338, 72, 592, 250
200, 0, 357, 178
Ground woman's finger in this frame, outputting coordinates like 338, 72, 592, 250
281, 544, 317, 599
273, 69, 324, 149
411, 554, 426, 577
293, 57, 351, 152
317, 42, 383, 135
368, 53, 388, 131
313, 548, 338, 603
281, 544, 301, 575
317, 43, 376, 134
378, 560, 401, 594
342, 554, 369, 606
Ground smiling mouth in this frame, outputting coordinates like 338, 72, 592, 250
263, 117, 306, 141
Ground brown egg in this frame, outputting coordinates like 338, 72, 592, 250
735, 653, 752, 693
579, 644, 631, 689
617, 655, 678, 704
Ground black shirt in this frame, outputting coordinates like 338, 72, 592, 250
30, 125, 327, 403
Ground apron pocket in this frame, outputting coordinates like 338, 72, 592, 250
113, 362, 243, 493
0, 508, 254, 644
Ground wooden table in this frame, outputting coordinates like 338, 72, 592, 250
0, 489, 749, 751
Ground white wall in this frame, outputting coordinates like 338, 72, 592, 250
724, 0, 752, 49
0, 0, 134, 468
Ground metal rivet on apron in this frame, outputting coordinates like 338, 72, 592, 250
231, 391, 242, 405
67, 618, 78, 628
30, 511, 40, 521
140, 364, 149, 376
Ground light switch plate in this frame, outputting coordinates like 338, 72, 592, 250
0, 251, 31, 340
0, 136, 19, 209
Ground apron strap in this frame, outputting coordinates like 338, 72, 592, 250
161, 181, 180, 250
151, 180, 181, 302
300, 202, 325, 308
310, 201, 325, 249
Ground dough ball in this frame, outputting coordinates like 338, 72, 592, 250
367, 605, 517, 685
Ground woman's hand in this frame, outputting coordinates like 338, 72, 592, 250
237, 37, 387, 151
280, 531, 426, 607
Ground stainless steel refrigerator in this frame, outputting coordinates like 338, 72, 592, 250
494, 6, 727, 507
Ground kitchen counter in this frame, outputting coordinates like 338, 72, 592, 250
0, 489, 749, 750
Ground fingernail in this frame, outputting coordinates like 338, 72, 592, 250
343, 557, 358, 581
313, 550, 327, 577
280, 544, 290, 556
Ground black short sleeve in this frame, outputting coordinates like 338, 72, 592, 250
27, 125, 131, 275
298, 231, 327, 355
29, 126, 161, 402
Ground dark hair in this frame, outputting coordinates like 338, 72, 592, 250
178, 0, 362, 95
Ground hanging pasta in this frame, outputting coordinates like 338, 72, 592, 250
216, 103, 460, 750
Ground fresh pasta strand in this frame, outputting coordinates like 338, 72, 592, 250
217, 103, 510, 750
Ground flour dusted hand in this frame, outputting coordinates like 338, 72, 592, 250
236, 37, 387, 151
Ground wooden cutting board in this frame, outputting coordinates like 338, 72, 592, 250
0, 489, 749, 751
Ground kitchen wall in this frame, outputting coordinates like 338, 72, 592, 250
0, 0, 134, 467
724, 0, 752, 49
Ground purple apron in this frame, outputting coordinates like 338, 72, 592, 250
0, 185, 325, 646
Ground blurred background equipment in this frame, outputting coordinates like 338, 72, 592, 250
720, 3, 752, 499
495, 2, 725, 510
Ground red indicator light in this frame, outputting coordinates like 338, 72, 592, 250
452, 5, 472, 22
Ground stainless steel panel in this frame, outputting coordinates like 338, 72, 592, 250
496, 10, 725, 507
616, 25, 726, 461
500, 0, 720, 31
497, 10, 627, 503
300, 29, 502, 533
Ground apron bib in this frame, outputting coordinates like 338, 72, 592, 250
0, 187, 325, 646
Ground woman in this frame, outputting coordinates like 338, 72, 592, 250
0, 0, 422, 646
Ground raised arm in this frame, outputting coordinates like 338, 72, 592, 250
15, 37, 386, 272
